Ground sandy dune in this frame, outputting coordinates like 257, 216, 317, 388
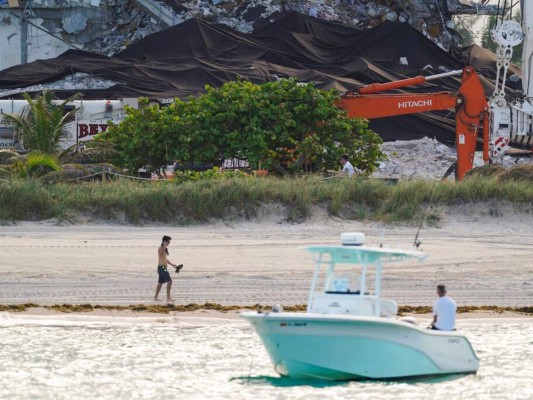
1, 208, 532, 308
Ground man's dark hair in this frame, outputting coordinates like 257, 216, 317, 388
161, 235, 171, 255
437, 284, 446, 293
341, 154, 349, 161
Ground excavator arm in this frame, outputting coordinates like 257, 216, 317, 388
336, 67, 489, 180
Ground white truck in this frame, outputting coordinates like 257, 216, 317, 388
0, 98, 138, 151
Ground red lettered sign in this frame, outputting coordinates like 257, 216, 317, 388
77, 122, 109, 140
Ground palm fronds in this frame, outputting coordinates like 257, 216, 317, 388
2, 91, 81, 155
59, 140, 119, 164
0, 149, 19, 164
10, 151, 62, 179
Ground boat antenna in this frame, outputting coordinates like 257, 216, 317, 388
412, 182, 438, 249
413, 225, 423, 249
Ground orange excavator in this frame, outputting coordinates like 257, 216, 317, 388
335, 67, 490, 180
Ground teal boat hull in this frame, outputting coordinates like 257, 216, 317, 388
241, 312, 480, 381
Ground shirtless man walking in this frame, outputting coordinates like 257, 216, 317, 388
154, 235, 183, 302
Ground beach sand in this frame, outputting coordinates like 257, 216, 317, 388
1, 206, 532, 318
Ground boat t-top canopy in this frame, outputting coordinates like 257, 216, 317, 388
303, 241, 426, 316
303, 245, 426, 265
301, 234, 427, 316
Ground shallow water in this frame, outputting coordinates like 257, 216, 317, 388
0, 316, 531, 400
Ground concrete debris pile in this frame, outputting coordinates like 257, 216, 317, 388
373, 137, 457, 180
372, 137, 531, 180
0, 0, 498, 96
101, 0, 494, 54
0, 0, 496, 62
0, 73, 118, 98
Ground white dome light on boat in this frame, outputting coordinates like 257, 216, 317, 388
340, 232, 365, 246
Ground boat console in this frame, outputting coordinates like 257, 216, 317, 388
306, 232, 399, 317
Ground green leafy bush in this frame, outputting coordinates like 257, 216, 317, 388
101, 79, 384, 176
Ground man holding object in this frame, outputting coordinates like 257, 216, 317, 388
154, 235, 183, 303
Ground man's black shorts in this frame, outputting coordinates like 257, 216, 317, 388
157, 265, 172, 283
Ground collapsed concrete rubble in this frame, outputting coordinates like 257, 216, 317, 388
0, 1, 502, 98
0, 73, 118, 98
0, 0, 497, 69
373, 137, 531, 180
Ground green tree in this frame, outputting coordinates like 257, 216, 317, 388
101, 79, 384, 175
100, 99, 177, 175
454, 17, 474, 47
184, 79, 383, 174
169, 97, 222, 167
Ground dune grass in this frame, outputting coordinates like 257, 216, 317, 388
0, 172, 531, 225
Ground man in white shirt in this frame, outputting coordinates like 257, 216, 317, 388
431, 284, 456, 331
340, 154, 355, 176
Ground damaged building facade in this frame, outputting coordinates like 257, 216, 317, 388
0, 0, 498, 70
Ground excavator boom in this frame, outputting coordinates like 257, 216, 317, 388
336, 93, 458, 119
336, 67, 489, 180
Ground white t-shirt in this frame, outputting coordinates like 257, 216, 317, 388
432, 296, 457, 331
342, 161, 355, 176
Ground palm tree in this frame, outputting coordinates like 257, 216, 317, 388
10, 151, 62, 179
0, 149, 61, 179
2, 91, 81, 155
59, 139, 119, 165
0, 91, 123, 183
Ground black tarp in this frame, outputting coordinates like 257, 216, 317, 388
0, 11, 522, 144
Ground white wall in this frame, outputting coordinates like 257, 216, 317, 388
0, 9, 24, 71
0, 9, 69, 71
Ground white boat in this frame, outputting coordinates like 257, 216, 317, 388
241, 232, 480, 380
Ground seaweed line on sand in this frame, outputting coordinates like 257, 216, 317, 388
0, 303, 531, 315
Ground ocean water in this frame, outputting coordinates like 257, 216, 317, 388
0, 315, 531, 400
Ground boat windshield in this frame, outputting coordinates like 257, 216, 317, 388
303, 244, 425, 302
325, 271, 361, 294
